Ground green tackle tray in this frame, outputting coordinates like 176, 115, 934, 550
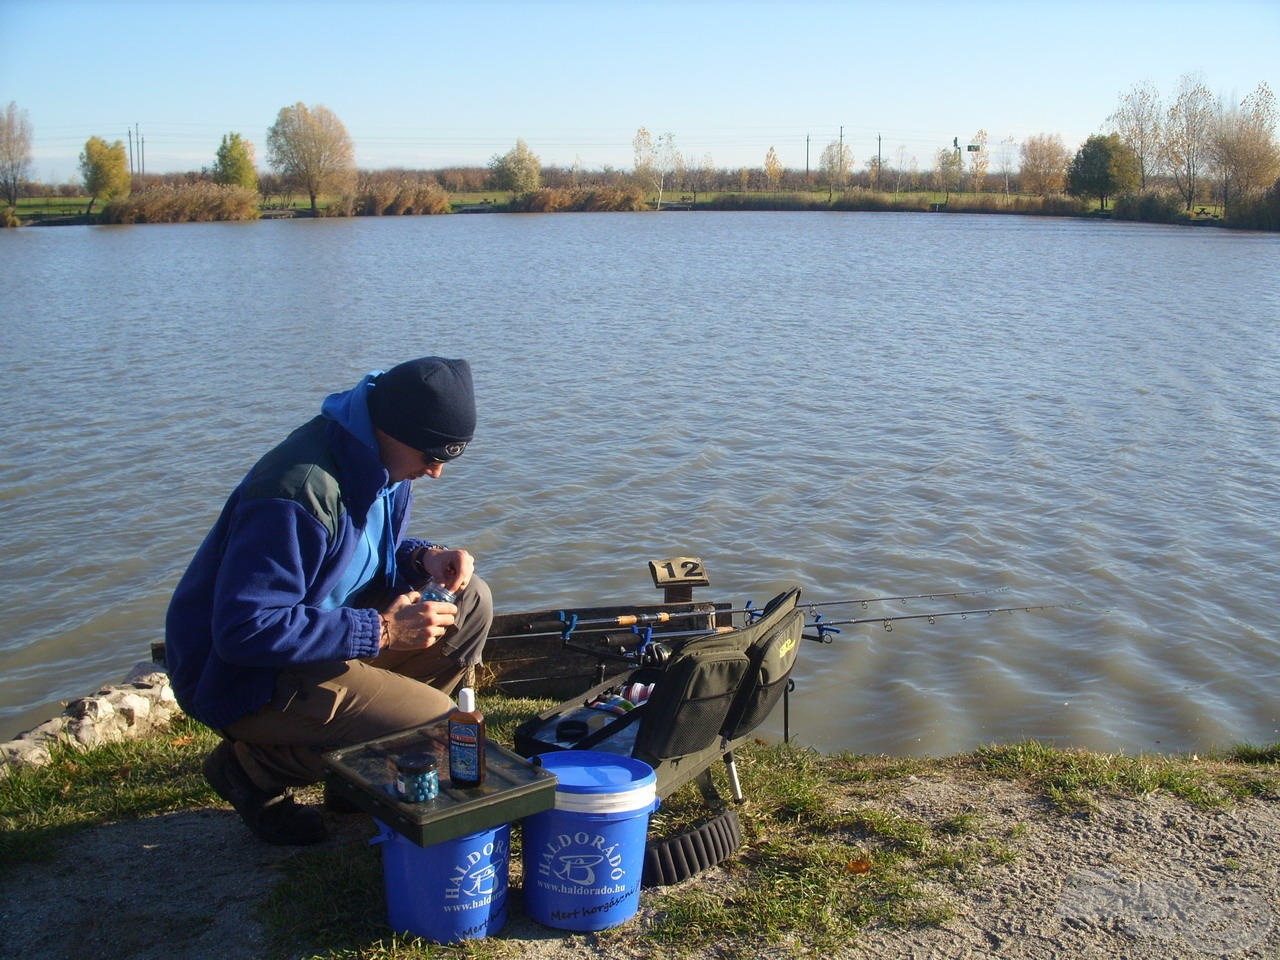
321, 721, 557, 847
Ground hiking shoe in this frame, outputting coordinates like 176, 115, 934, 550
203, 740, 327, 846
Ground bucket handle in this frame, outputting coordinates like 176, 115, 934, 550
369, 821, 398, 847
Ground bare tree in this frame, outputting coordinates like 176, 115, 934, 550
1019, 133, 1070, 196
633, 127, 677, 208
1107, 80, 1163, 188
688, 152, 715, 200
1211, 82, 1280, 216
1163, 73, 1214, 211
934, 144, 962, 198
1, 101, 33, 207
967, 129, 990, 192
893, 144, 909, 194
819, 140, 853, 199
266, 103, 356, 215
995, 136, 1017, 196
865, 154, 884, 190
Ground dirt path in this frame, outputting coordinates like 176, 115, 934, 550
3, 773, 1277, 960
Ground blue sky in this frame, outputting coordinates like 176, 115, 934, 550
3, 0, 1277, 183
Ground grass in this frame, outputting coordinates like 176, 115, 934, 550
11, 195, 96, 218
3, 706, 1279, 959
0, 714, 221, 868
639, 744, 1017, 954
968, 739, 1280, 811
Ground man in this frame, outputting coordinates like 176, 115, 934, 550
165, 357, 491, 845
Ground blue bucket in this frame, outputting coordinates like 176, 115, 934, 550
371, 821, 509, 943
522, 752, 658, 931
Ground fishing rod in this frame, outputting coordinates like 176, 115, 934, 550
527, 602, 1076, 654
489, 600, 1076, 687
489, 587, 1014, 642
800, 601, 1077, 642
796, 586, 1011, 611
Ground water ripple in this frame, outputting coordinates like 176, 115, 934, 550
2, 214, 1278, 753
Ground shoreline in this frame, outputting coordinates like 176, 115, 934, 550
8, 191, 1252, 231
3, 698, 1279, 959
0, 659, 177, 774
4, 665, 1280, 959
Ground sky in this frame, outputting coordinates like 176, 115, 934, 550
2, 0, 1277, 184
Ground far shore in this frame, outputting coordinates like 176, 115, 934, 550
8, 187, 1254, 231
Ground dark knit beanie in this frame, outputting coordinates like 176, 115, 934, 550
367, 357, 475, 461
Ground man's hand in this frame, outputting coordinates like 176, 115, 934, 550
417, 547, 476, 594
380, 589, 458, 651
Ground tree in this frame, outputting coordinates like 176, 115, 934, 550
266, 103, 356, 214
934, 144, 962, 199
1210, 82, 1280, 217
1, 101, 33, 207
893, 144, 909, 194
865, 155, 884, 190
79, 136, 130, 214
1066, 134, 1139, 209
488, 138, 541, 194
764, 146, 783, 191
1162, 73, 1214, 211
633, 126, 677, 208
995, 136, 1017, 196
1019, 133, 1070, 196
1108, 80, 1163, 188
818, 139, 852, 199
967, 129, 990, 192
212, 132, 258, 191
688, 152, 716, 199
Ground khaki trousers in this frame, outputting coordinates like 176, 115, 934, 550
224, 576, 492, 793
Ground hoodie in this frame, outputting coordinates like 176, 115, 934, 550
164, 374, 431, 730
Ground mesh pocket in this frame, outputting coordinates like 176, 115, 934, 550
635, 652, 749, 760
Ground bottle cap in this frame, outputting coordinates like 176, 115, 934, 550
457, 687, 476, 713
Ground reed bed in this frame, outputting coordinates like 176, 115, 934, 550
353, 180, 452, 216
510, 186, 648, 212
101, 183, 260, 223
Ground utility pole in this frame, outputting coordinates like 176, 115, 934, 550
805, 134, 810, 181
127, 128, 134, 178
877, 133, 882, 189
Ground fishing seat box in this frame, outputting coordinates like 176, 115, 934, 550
513, 588, 804, 801
321, 721, 557, 847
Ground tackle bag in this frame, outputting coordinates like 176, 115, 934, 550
513, 587, 803, 778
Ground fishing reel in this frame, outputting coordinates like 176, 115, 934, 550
638, 639, 671, 667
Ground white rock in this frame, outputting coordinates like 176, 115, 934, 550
106, 691, 152, 725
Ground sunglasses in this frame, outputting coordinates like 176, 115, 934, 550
421, 440, 468, 464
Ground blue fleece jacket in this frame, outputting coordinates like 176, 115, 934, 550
165, 374, 433, 731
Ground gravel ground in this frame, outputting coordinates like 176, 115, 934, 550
3, 769, 1278, 960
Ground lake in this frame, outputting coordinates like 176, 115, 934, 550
1, 211, 1277, 755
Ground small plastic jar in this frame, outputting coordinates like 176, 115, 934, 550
394, 753, 439, 802
420, 583, 458, 604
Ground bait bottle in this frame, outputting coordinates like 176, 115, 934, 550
447, 687, 487, 788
